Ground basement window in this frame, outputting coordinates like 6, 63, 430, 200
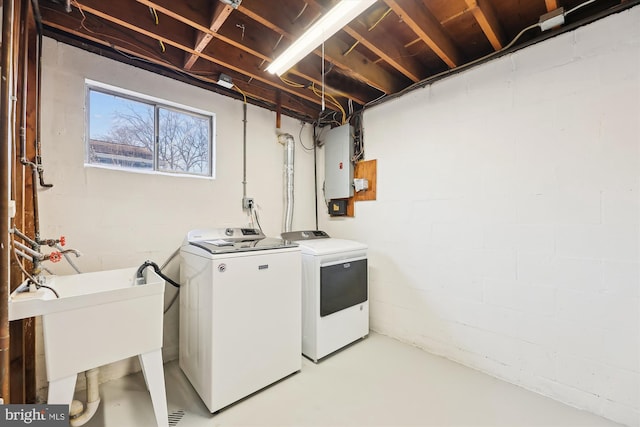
86, 83, 214, 177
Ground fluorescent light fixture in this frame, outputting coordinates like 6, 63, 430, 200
266, 0, 377, 76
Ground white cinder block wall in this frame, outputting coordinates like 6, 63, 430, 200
37, 38, 316, 396
320, 7, 639, 427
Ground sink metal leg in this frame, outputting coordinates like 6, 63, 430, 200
139, 349, 169, 427
138, 354, 150, 390
47, 373, 77, 408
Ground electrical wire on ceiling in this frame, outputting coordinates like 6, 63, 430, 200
298, 122, 314, 151
64, 0, 343, 123
565, 0, 597, 15
343, 7, 392, 57
365, 0, 614, 109
292, 3, 309, 24
277, 75, 346, 123
321, 41, 325, 112
233, 84, 248, 103
46, 3, 266, 109
147, 6, 165, 53
68, 1, 163, 60
311, 83, 346, 123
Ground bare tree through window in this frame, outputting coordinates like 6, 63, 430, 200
87, 88, 213, 176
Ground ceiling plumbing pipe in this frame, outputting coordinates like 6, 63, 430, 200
0, 0, 16, 404
278, 133, 295, 233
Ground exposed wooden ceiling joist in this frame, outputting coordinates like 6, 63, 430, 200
183, 2, 234, 70
43, 14, 322, 120
135, 0, 372, 105
37, 0, 637, 122
237, 1, 407, 94
383, 0, 464, 68
42, 0, 329, 108
464, 0, 505, 50
302, 0, 423, 83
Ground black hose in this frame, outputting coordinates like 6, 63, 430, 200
37, 284, 60, 298
136, 260, 180, 288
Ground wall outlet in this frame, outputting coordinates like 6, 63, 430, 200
242, 197, 254, 210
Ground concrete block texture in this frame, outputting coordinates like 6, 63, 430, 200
338, 6, 640, 426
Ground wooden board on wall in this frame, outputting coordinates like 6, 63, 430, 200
346, 159, 377, 217
354, 159, 377, 202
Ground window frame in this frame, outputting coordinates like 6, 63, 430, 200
85, 80, 216, 178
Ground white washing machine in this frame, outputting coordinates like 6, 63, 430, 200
281, 230, 368, 362
180, 228, 301, 413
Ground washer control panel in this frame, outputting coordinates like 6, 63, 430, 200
281, 230, 330, 241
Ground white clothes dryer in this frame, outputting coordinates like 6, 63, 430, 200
282, 230, 368, 362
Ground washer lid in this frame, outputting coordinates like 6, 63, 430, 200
287, 237, 367, 255
189, 237, 298, 255
186, 227, 265, 243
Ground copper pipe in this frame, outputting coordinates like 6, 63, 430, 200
1, 0, 17, 404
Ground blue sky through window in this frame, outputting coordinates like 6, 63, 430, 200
89, 90, 152, 140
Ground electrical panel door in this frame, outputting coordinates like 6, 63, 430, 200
324, 124, 354, 199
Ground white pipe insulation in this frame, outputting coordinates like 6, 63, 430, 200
279, 133, 295, 233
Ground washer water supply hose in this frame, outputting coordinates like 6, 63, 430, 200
136, 260, 181, 288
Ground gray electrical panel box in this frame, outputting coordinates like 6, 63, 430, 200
324, 124, 354, 199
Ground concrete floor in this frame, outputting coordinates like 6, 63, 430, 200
80, 332, 622, 427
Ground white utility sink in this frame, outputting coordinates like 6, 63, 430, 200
9, 267, 169, 427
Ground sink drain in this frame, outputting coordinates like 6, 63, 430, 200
168, 409, 185, 426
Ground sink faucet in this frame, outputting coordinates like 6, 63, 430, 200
59, 248, 81, 258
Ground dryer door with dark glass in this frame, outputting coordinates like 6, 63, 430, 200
320, 258, 367, 317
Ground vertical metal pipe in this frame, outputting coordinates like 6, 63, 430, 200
1, 0, 17, 404
313, 125, 318, 231
280, 133, 294, 233
242, 102, 247, 200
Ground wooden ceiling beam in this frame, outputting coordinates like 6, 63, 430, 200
237, 1, 406, 94
135, 0, 371, 104
463, 0, 505, 50
47, 1, 328, 109
46, 21, 320, 120
343, 18, 423, 82
304, 0, 422, 82
383, 0, 463, 68
184, 61, 322, 119
545, 0, 559, 12
183, 2, 234, 70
